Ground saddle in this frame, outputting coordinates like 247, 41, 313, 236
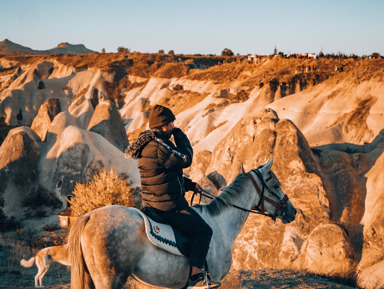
130, 206, 193, 257
133, 207, 218, 286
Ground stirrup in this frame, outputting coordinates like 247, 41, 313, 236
202, 267, 221, 288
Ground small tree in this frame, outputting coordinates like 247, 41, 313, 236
168, 50, 175, 56
68, 169, 141, 217
117, 46, 130, 53
221, 48, 234, 56
101, 48, 106, 53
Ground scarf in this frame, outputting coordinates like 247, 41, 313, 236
125, 129, 173, 158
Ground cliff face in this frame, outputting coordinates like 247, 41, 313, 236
0, 54, 383, 287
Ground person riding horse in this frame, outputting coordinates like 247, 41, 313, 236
125, 104, 220, 289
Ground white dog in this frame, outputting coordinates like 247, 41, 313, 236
20, 244, 69, 287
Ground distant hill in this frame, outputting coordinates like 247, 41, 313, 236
0, 39, 94, 55
46, 42, 94, 54
0, 39, 35, 54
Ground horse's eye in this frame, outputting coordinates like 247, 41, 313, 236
274, 183, 280, 189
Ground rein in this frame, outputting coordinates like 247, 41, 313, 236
191, 168, 289, 221
191, 188, 266, 216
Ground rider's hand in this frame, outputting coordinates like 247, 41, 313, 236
194, 183, 203, 193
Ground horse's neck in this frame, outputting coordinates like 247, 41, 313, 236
212, 182, 257, 244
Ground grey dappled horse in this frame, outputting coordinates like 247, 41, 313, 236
68, 159, 296, 289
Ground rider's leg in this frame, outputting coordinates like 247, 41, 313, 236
191, 266, 202, 276
154, 206, 213, 270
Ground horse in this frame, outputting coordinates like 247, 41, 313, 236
68, 159, 296, 289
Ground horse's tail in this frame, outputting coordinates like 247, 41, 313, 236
68, 215, 90, 289
20, 256, 36, 268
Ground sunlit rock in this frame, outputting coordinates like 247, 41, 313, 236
280, 225, 304, 266
358, 260, 384, 289
359, 151, 384, 271
212, 113, 331, 270
300, 223, 356, 277
31, 98, 62, 141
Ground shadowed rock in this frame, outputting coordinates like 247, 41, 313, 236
87, 99, 129, 151
0, 127, 42, 220
0, 108, 140, 223
38, 113, 139, 199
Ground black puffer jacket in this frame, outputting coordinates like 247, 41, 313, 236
125, 128, 195, 211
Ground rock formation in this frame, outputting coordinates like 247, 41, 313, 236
87, 99, 129, 151
357, 151, 384, 288
299, 224, 356, 277
0, 55, 383, 287
31, 98, 62, 141
358, 260, 384, 289
0, 127, 44, 219
0, 110, 140, 222
203, 112, 333, 271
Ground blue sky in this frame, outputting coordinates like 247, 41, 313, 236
1, 0, 383, 56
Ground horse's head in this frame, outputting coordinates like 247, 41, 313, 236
247, 159, 296, 224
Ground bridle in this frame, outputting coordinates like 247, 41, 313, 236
246, 168, 289, 221
191, 167, 289, 221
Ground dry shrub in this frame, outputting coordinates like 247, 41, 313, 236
68, 169, 141, 217
153, 62, 189, 78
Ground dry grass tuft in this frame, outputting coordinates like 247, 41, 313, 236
68, 168, 141, 217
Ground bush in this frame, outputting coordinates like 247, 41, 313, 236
68, 169, 141, 217
117, 46, 130, 53
221, 48, 234, 56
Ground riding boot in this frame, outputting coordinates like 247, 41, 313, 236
187, 265, 221, 289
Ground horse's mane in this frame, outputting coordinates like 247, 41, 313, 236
196, 173, 251, 216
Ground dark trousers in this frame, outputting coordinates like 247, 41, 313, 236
154, 206, 213, 269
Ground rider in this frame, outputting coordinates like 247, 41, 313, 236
125, 104, 220, 289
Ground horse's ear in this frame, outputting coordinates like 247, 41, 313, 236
240, 163, 245, 174
263, 158, 273, 171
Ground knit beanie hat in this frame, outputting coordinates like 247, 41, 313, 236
149, 105, 176, 129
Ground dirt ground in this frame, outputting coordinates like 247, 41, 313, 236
0, 240, 357, 289
0, 218, 357, 289
0, 268, 357, 289
1, 236, 358, 288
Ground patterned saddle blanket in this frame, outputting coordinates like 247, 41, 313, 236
131, 207, 192, 256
